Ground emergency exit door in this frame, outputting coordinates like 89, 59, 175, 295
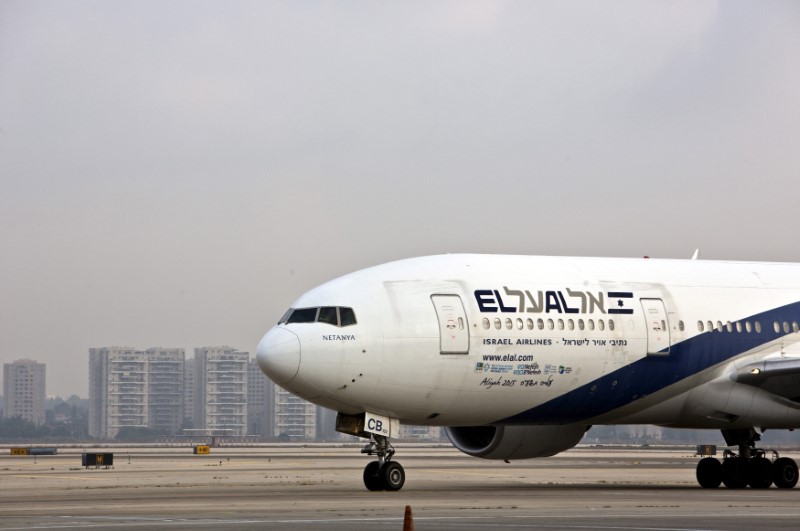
641, 298, 670, 355
431, 295, 470, 354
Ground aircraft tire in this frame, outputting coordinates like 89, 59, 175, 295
381, 461, 405, 491
772, 457, 799, 489
721, 457, 748, 489
747, 457, 773, 489
696, 457, 722, 488
363, 461, 385, 491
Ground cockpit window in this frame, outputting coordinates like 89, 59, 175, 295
318, 307, 338, 325
278, 309, 294, 324
286, 307, 318, 323
339, 307, 356, 326
279, 306, 357, 327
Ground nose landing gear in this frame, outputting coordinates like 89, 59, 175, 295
362, 434, 405, 491
696, 429, 798, 489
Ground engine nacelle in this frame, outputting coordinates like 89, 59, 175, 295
445, 425, 588, 460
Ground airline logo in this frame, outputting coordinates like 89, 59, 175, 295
474, 288, 634, 315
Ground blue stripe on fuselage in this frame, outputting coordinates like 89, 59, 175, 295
497, 301, 800, 425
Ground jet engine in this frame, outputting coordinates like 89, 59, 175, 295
445, 425, 588, 460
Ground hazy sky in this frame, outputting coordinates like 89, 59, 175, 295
1, 1, 799, 397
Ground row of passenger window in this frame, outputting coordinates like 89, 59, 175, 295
482, 316, 616, 332
279, 307, 357, 327
698, 320, 800, 334
483, 316, 800, 336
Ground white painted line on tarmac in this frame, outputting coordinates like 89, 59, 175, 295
4, 512, 800, 530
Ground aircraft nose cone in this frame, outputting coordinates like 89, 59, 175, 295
257, 327, 300, 385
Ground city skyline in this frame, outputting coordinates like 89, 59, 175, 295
0, 346, 258, 399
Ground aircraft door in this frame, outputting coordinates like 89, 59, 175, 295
641, 298, 670, 355
431, 294, 470, 354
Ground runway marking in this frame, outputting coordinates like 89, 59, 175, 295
423, 468, 527, 479
5, 513, 800, 530
11, 475, 102, 481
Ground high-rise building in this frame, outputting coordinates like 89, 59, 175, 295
146, 348, 184, 434
274, 385, 316, 440
194, 347, 248, 436
247, 358, 274, 437
88, 347, 185, 439
89, 347, 143, 438
2, 359, 46, 426
183, 358, 195, 427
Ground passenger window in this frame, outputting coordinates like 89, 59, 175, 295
516, 318, 523, 330
557, 319, 565, 330
505, 318, 513, 330
537, 318, 545, 330
745, 321, 752, 333
598, 319, 605, 331
339, 307, 357, 326
547, 319, 555, 330
567, 319, 574, 331
697, 321, 704, 332
527, 318, 534, 330
794, 322, 799, 333
318, 307, 338, 325
588, 319, 595, 331
483, 318, 490, 330
494, 318, 501, 330
578, 319, 585, 331
755, 321, 762, 333
735, 322, 742, 333
287, 307, 318, 323
726, 321, 732, 333
609, 319, 615, 331
678, 321, 685, 332
774, 321, 781, 333
783, 322, 790, 334
716, 321, 723, 333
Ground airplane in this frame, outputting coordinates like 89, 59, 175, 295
256, 253, 800, 491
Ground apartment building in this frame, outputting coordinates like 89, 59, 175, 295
183, 358, 194, 427
193, 347, 248, 436
88, 347, 184, 439
247, 358, 274, 437
2, 359, 46, 426
273, 384, 316, 440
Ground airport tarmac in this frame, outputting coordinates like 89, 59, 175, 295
2, 445, 800, 530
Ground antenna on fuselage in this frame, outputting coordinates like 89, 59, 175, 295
691, 248, 701, 260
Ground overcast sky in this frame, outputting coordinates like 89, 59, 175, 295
1, 1, 799, 397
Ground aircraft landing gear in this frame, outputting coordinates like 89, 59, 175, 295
361, 434, 405, 491
696, 429, 798, 489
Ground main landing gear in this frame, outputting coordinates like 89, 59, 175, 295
696, 429, 799, 489
361, 434, 405, 491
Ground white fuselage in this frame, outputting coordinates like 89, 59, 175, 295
257, 254, 800, 431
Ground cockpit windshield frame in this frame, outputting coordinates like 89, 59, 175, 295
278, 306, 357, 327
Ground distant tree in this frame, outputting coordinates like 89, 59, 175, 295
45, 396, 64, 410
0, 416, 43, 439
